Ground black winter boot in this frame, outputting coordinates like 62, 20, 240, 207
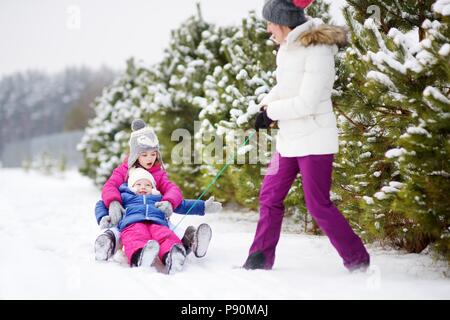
181, 225, 196, 255
131, 248, 142, 267
243, 251, 267, 270
348, 261, 370, 273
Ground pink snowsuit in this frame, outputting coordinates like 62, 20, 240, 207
122, 222, 182, 264
101, 158, 184, 264
101, 159, 183, 209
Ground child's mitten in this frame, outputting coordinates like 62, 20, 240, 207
109, 201, 125, 225
205, 196, 222, 214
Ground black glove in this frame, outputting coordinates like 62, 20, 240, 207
254, 107, 274, 131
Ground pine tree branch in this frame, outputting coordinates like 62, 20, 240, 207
338, 184, 358, 194
384, 1, 419, 29
333, 102, 366, 132
418, 0, 426, 41
374, 107, 410, 116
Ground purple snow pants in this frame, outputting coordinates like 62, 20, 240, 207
248, 152, 370, 270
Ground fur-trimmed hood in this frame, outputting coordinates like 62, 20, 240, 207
298, 24, 348, 48
285, 18, 348, 48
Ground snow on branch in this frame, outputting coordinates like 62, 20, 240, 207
406, 126, 432, 138
367, 51, 407, 73
367, 71, 397, 90
364, 18, 390, 54
439, 43, 450, 56
423, 86, 450, 105
433, 0, 450, 16
385, 147, 407, 158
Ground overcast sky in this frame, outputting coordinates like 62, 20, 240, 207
0, 0, 346, 78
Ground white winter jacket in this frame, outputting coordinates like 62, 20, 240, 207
262, 18, 347, 157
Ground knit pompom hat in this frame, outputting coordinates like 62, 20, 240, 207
292, 0, 315, 9
128, 119, 162, 168
262, 0, 307, 29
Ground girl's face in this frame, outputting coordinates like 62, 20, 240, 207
133, 179, 153, 195
266, 21, 292, 45
137, 151, 158, 169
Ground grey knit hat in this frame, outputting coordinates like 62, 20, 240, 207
128, 119, 161, 168
262, 0, 307, 29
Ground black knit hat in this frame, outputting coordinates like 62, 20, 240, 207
262, 0, 307, 29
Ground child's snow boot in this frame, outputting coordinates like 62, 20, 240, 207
165, 244, 186, 274
192, 223, 212, 258
94, 229, 116, 261
137, 240, 160, 267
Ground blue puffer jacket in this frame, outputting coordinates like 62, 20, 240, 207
95, 183, 205, 232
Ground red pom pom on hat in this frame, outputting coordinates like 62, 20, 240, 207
292, 0, 315, 9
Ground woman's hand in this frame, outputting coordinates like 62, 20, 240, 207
254, 105, 275, 131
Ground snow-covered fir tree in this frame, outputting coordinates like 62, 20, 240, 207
392, 1, 450, 259
305, 0, 332, 23
78, 58, 166, 185
333, 0, 449, 259
150, 8, 222, 198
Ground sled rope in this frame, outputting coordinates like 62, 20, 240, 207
172, 130, 256, 231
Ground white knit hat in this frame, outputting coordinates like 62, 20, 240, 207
127, 167, 160, 194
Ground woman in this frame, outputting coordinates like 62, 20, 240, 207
244, 0, 370, 271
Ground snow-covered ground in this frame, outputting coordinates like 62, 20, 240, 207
0, 168, 448, 299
